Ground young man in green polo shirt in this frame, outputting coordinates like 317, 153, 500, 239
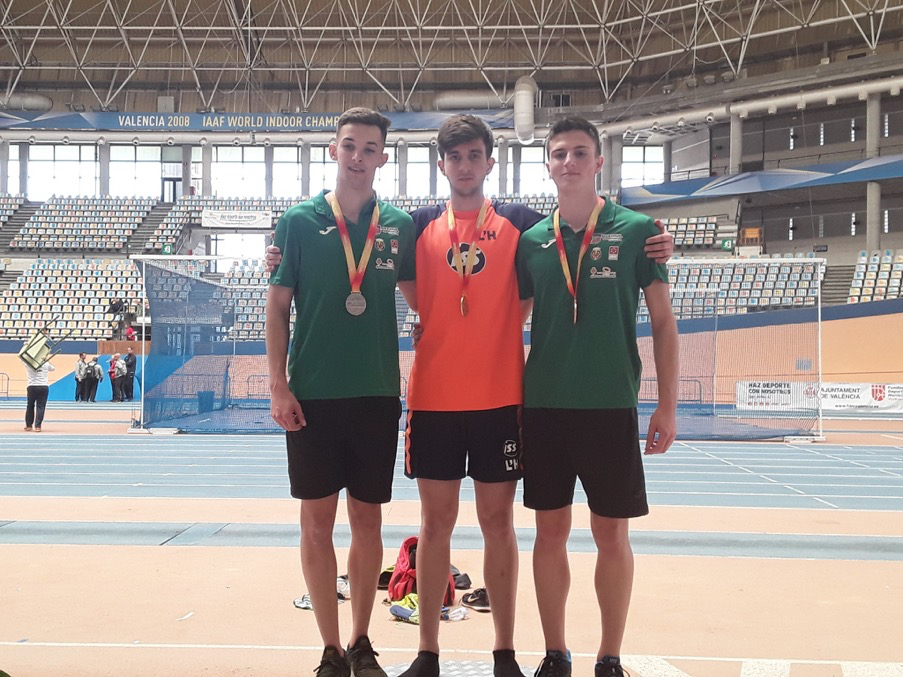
267, 107, 417, 677
516, 116, 678, 677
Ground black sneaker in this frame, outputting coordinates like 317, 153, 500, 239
533, 650, 570, 677
493, 649, 523, 677
594, 656, 628, 677
346, 636, 387, 677
398, 651, 439, 677
460, 587, 491, 612
315, 646, 350, 677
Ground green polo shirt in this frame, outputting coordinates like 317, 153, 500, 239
269, 190, 415, 400
516, 198, 668, 409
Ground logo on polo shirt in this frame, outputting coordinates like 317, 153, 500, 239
375, 257, 395, 271
591, 247, 602, 260
378, 226, 400, 236
590, 266, 617, 279
600, 234, 623, 242
375, 239, 386, 252
541, 238, 556, 249
318, 226, 337, 235
446, 244, 486, 275
503, 439, 519, 471
608, 246, 619, 261
391, 239, 399, 254
590, 233, 603, 245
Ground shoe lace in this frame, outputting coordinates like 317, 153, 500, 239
597, 664, 629, 677
314, 655, 347, 675
534, 654, 568, 677
350, 644, 381, 670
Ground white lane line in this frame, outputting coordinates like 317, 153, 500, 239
1, 642, 900, 673
623, 656, 693, 676
739, 659, 791, 676
843, 663, 903, 676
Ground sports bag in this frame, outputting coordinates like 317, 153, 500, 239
386, 535, 455, 605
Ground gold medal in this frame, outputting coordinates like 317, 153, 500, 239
448, 199, 489, 319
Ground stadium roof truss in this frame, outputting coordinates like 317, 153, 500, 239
0, 0, 901, 112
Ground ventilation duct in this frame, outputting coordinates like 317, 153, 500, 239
513, 76, 537, 144
433, 91, 508, 110
0, 93, 54, 112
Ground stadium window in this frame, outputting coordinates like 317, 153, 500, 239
272, 146, 302, 198
405, 145, 432, 197
309, 145, 337, 194
27, 144, 97, 200
621, 145, 664, 188
110, 144, 161, 198
788, 217, 794, 241
7, 143, 20, 194
851, 213, 857, 236
374, 146, 398, 197
212, 145, 265, 198
519, 145, 557, 195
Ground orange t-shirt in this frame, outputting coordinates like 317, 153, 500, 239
406, 200, 543, 411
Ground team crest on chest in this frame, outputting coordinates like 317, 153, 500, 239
591, 247, 602, 260
446, 243, 487, 275
375, 239, 386, 252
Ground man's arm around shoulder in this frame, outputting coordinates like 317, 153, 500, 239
643, 279, 678, 454
266, 284, 306, 430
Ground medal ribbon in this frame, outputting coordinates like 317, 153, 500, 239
552, 197, 605, 323
447, 198, 490, 300
326, 191, 380, 294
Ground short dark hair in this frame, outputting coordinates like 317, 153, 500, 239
336, 107, 391, 143
437, 114, 494, 159
545, 115, 602, 159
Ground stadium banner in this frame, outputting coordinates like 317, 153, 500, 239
0, 110, 514, 132
818, 383, 903, 413
201, 210, 272, 229
736, 381, 903, 413
735, 381, 815, 410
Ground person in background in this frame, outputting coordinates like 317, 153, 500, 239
83, 356, 102, 403
109, 353, 126, 402
74, 352, 87, 402
123, 346, 137, 401
107, 297, 125, 339
24, 357, 56, 432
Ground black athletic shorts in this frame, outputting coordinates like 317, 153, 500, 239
521, 407, 648, 518
285, 396, 401, 503
404, 405, 522, 483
